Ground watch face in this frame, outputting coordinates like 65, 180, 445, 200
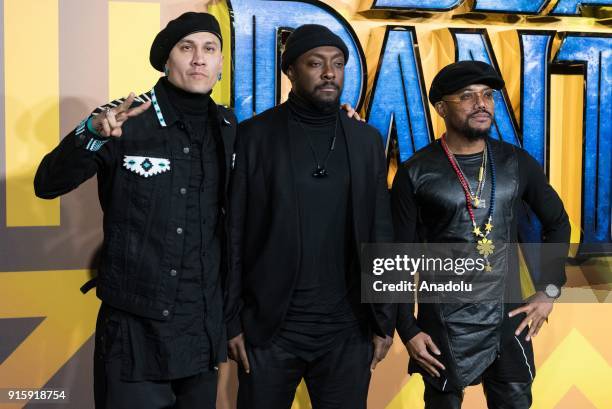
545, 284, 560, 298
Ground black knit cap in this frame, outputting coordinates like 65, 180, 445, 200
429, 60, 505, 105
281, 24, 349, 74
149, 12, 222, 72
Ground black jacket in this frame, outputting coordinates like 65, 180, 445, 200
225, 102, 395, 345
34, 79, 237, 363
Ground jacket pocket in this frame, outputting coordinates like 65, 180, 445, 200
121, 155, 170, 208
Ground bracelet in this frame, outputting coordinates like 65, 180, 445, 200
86, 116, 102, 137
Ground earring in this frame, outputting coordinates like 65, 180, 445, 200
164, 66, 169, 76
217, 72, 222, 81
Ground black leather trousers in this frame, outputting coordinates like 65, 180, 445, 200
424, 377, 532, 409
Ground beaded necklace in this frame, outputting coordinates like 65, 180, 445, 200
441, 135, 496, 271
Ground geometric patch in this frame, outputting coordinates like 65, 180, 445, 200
123, 155, 171, 178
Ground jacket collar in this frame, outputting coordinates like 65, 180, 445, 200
150, 78, 175, 127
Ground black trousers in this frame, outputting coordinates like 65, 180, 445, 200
93, 306, 217, 409
424, 375, 532, 409
237, 332, 373, 409
94, 354, 217, 409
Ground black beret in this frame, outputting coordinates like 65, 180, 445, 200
150, 12, 222, 72
429, 60, 505, 105
281, 24, 349, 74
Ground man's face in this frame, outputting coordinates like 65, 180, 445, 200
166, 31, 223, 94
437, 84, 496, 140
287, 46, 345, 112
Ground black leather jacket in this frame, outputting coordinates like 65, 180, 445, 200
391, 138, 570, 391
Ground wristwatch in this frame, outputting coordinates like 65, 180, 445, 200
544, 284, 561, 299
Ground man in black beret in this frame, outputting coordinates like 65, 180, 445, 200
391, 60, 570, 408
225, 23, 395, 409
35, 12, 235, 409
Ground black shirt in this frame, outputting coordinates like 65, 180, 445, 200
102, 78, 220, 381
272, 92, 361, 361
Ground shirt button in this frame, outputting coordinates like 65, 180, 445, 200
180, 187, 187, 195
183, 147, 190, 154
176, 227, 183, 234
162, 309, 169, 317
178, 123, 185, 130
170, 269, 177, 277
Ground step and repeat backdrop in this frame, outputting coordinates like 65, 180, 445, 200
0, 0, 610, 408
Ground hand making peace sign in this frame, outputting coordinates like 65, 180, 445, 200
90, 92, 152, 138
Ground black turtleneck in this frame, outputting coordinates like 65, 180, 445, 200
162, 76, 210, 118
274, 92, 361, 361
287, 90, 338, 125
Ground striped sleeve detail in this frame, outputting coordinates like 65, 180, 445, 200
91, 98, 125, 116
75, 116, 109, 152
75, 118, 87, 135
90, 90, 152, 116
85, 137, 109, 152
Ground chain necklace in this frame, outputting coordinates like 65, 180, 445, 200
295, 116, 338, 178
441, 135, 497, 271
446, 143, 487, 208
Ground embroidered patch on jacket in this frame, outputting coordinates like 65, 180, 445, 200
123, 156, 171, 177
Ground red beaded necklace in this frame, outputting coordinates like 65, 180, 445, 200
440, 134, 496, 270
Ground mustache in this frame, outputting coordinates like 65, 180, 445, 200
315, 81, 340, 91
470, 109, 492, 118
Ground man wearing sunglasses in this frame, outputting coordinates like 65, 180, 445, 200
391, 61, 570, 408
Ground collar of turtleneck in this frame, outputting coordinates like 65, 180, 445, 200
161, 76, 210, 118
287, 91, 338, 126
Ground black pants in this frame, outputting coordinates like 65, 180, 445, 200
94, 355, 217, 409
93, 306, 217, 409
237, 333, 373, 409
424, 376, 532, 409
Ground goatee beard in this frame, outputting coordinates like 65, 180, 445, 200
459, 110, 492, 141
461, 125, 491, 141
